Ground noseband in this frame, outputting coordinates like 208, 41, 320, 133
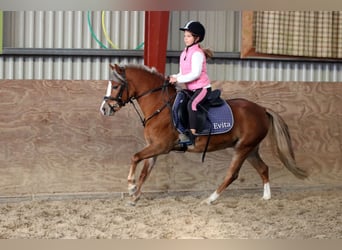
103, 67, 173, 126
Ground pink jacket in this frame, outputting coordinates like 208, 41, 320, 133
179, 44, 210, 91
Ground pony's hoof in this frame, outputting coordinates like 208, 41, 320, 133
126, 200, 137, 207
133, 194, 141, 202
262, 195, 271, 200
201, 198, 213, 205
126, 194, 141, 206
202, 191, 219, 205
128, 185, 137, 196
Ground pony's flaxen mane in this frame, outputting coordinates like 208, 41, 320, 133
123, 64, 165, 79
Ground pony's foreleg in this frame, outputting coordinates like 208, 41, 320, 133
127, 166, 138, 196
127, 153, 156, 196
127, 155, 141, 195
129, 157, 157, 203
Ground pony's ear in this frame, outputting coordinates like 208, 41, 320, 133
110, 64, 124, 76
114, 64, 124, 75
110, 64, 126, 82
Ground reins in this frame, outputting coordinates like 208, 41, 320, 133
129, 81, 174, 127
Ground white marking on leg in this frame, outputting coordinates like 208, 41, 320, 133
262, 182, 271, 200
127, 176, 137, 195
148, 157, 155, 168
127, 172, 135, 183
203, 191, 220, 205
128, 181, 137, 196
127, 170, 136, 193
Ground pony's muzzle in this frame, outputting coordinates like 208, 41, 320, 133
100, 100, 115, 116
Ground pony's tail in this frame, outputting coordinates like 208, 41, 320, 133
266, 109, 308, 179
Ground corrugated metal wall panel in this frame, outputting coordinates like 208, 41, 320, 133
165, 59, 342, 82
0, 56, 144, 80
1, 57, 342, 81
168, 11, 240, 52
1, 56, 341, 81
4, 10, 239, 51
3, 11, 145, 50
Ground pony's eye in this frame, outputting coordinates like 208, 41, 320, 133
112, 85, 119, 90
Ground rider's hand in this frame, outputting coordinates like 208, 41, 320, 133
169, 76, 177, 84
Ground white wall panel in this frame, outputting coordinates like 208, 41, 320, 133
4, 11, 145, 50
0, 56, 143, 80
168, 11, 240, 52
165, 59, 342, 82
4, 10, 239, 51
1, 56, 341, 81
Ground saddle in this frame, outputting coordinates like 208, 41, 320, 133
172, 89, 234, 135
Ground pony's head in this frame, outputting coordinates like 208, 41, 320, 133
100, 63, 171, 116
100, 64, 130, 116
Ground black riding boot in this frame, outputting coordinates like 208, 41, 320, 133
178, 130, 196, 146
185, 130, 196, 145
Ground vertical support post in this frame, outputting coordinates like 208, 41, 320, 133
144, 11, 170, 75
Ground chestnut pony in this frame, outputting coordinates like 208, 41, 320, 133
100, 64, 308, 205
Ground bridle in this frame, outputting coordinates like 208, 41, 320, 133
103, 67, 174, 127
103, 71, 129, 110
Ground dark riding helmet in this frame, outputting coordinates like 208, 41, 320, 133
179, 21, 205, 43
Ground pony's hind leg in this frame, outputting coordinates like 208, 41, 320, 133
246, 148, 271, 200
203, 146, 254, 205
